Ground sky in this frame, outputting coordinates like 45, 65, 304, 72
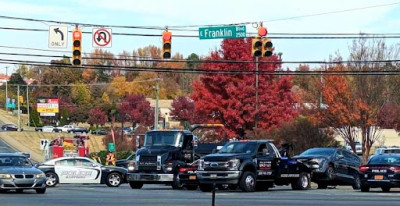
0, 0, 400, 74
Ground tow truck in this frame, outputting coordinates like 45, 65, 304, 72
197, 140, 313, 192
127, 124, 226, 189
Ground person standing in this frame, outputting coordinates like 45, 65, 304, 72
92, 153, 102, 164
105, 152, 115, 166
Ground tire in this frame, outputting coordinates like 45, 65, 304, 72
129, 181, 143, 189
45, 172, 58, 187
381, 186, 391, 192
361, 184, 370, 192
326, 165, 336, 181
171, 174, 183, 190
239, 171, 256, 192
36, 188, 46, 194
317, 182, 328, 189
185, 185, 198, 190
16, 189, 23, 193
352, 174, 361, 190
292, 173, 310, 190
106, 172, 122, 187
199, 184, 213, 192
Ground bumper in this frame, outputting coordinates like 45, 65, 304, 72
361, 179, 400, 188
197, 171, 241, 184
0, 178, 47, 190
179, 173, 198, 185
127, 173, 173, 183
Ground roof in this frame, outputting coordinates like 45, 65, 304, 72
0, 153, 25, 157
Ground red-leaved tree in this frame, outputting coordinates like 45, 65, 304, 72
191, 38, 298, 138
118, 94, 154, 129
170, 96, 196, 128
87, 106, 108, 128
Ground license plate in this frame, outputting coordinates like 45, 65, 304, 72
189, 175, 196, 180
210, 174, 217, 179
374, 175, 384, 180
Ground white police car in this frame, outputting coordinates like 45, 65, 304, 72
37, 156, 127, 187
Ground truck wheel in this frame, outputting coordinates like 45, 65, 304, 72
199, 184, 213, 192
171, 174, 183, 190
185, 185, 198, 190
292, 173, 310, 190
45, 172, 58, 187
129, 181, 143, 189
352, 174, 361, 190
106, 172, 122, 187
239, 171, 256, 192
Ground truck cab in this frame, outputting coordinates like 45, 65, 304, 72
197, 140, 312, 192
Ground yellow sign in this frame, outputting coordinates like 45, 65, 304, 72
37, 108, 59, 113
19, 96, 24, 103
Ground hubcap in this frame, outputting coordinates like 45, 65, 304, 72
109, 174, 121, 186
46, 174, 56, 186
245, 175, 255, 189
301, 175, 309, 188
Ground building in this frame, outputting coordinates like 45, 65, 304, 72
146, 98, 180, 128
0, 74, 10, 86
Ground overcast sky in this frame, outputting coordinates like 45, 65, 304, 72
0, 0, 400, 73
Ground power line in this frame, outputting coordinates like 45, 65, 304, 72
0, 58, 399, 76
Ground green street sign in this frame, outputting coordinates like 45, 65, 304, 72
199, 25, 246, 40
108, 143, 115, 152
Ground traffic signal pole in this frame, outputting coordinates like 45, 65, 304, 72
17, 84, 21, 132
26, 85, 30, 127
255, 56, 259, 129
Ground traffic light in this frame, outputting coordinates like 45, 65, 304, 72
262, 38, 273, 57
72, 29, 82, 66
251, 37, 262, 57
162, 31, 172, 59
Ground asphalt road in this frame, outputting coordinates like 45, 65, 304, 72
1, 184, 399, 206
0, 120, 17, 153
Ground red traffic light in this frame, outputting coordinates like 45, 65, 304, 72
73, 30, 82, 39
163, 31, 172, 41
258, 27, 267, 37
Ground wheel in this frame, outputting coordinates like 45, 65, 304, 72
16, 189, 23, 193
239, 171, 256, 192
326, 165, 336, 181
361, 184, 370, 192
129, 181, 143, 189
292, 173, 310, 190
199, 184, 213, 192
106, 172, 122, 187
381, 186, 391, 192
317, 182, 328, 189
185, 185, 198, 190
36, 188, 46, 194
352, 174, 361, 190
171, 174, 183, 190
45, 172, 58, 187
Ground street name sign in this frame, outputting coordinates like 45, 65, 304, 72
199, 25, 246, 40
49, 25, 68, 48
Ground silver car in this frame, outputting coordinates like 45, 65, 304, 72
0, 153, 47, 193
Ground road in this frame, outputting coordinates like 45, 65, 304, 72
0, 120, 17, 153
1, 184, 399, 206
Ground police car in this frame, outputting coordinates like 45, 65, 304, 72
37, 156, 127, 187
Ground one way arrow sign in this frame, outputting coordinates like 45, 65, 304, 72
49, 25, 68, 48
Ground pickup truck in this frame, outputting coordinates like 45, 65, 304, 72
56, 125, 76, 133
197, 140, 313, 192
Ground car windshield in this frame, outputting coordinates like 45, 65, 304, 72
144, 131, 180, 147
300, 148, 336, 156
218, 142, 257, 154
0, 156, 32, 167
368, 155, 400, 165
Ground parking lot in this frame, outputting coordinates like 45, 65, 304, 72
1, 184, 399, 206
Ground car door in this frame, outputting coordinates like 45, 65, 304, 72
55, 159, 81, 184
334, 149, 349, 181
55, 158, 102, 184
73, 158, 102, 184
256, 143, 276, 180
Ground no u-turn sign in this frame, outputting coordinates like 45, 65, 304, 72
93, 28, 112, 48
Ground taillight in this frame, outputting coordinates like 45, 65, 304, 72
389, 166, 400, 173
359, 165, 369, 172
179, 168, 187, 173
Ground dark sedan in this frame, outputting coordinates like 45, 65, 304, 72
359, 154, 400, 192
0, 153, 47, 193
68, 127, 89, 133
91, 129, 108, 135
294, 148, 361, 189
1, 124, 20, 131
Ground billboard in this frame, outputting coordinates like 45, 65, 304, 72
37, 98, 59, 116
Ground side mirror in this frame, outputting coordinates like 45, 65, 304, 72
136, 136, 141, 150
193, 136, 198, 149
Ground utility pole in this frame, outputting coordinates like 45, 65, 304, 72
26, 85, 30, 127
254, 56, 259, 129
154, 78, 161, 130
5, 66, 8, 111
17, 84, 21, 132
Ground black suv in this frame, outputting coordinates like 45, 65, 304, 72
197, 140, 312, 192
295, 148, 361, 189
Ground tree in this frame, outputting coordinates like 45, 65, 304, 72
170, 96, 196, 128
191, 38, 298, 138
87, 106, 108, 128
117, 94, 154, 129
8, 73, 26, 85
71, 83, 91, 105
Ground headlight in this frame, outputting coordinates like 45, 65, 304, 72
198, 159, 204, 171
228, 159, 240, 170
310, 158, 324, 165
35, 173, 46, 179
0, 174, 12, 179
